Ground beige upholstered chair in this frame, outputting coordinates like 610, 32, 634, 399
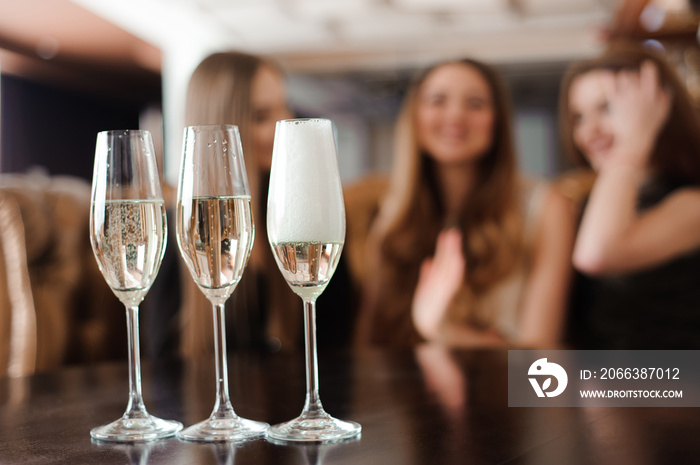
0, 172, 125, 377
0, 191, 37, 377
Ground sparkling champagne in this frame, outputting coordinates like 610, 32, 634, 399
177, 195, 254, 304
91, 199, 166, 306
264, 119, 360, 443
271, 241, 343, 300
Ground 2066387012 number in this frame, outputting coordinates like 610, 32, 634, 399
600, 368, 680, 380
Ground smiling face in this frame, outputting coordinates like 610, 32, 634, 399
568, 70, 616, 171
416, 63, 496, 165
251, 64, 292, 171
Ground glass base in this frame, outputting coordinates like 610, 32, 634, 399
177, 417, 269, 443
90, 416, 183, 443
268, 413, 361, 444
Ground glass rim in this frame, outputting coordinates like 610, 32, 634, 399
276, 118, 331, 124
184, 124, 240, 131
97, 129, 152, 137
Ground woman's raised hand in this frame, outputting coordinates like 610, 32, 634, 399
412, 228, 465, 341
601, 60, 671, 169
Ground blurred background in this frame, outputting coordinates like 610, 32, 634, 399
1, 0, 699, 185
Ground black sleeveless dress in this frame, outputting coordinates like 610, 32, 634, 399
567, 178, 700, 349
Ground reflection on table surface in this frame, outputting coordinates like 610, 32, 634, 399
1, 347, 699, 464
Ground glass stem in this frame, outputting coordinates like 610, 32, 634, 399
124, 305, 148, 419
301, 298, 324, 418
211, 303, 236, 419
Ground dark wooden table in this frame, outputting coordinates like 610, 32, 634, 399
0, 346, 698, 464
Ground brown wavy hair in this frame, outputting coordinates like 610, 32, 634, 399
356, 59, 524, 346
559, 41, 700, 184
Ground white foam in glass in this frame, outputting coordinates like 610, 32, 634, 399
267, 119, 345, 244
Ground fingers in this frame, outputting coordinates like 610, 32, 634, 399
641, 60, 672, 117
434, 228, 466, 274
639, 60, 658, 95
638, 60, 672, 126
639, 60, 669, 101
435, 228, 464, 259
602, 61, 670, 122
617, 69, 638, 93
418, 257, 433, 283
602, 62, 658, 99
619, 61, 666, 101
417, 229, 465, 292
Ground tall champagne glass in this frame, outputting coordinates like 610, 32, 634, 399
89, 129, 183, 442
175, 124, 268, 442
266, 118, 361, 442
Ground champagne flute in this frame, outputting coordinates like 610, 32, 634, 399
89, 129, 182, 442
266, 118, 361, 443
175, 124, 268, 442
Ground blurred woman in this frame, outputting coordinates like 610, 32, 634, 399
176, 51, 295, 355
355, 59, 575, 348
175, 51, 355, 356
561, 42, 700, 348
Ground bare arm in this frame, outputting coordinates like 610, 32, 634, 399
574, 179, 700, 274
516, 186, 576, 348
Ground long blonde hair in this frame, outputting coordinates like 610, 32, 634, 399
357, 59, 523, 346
